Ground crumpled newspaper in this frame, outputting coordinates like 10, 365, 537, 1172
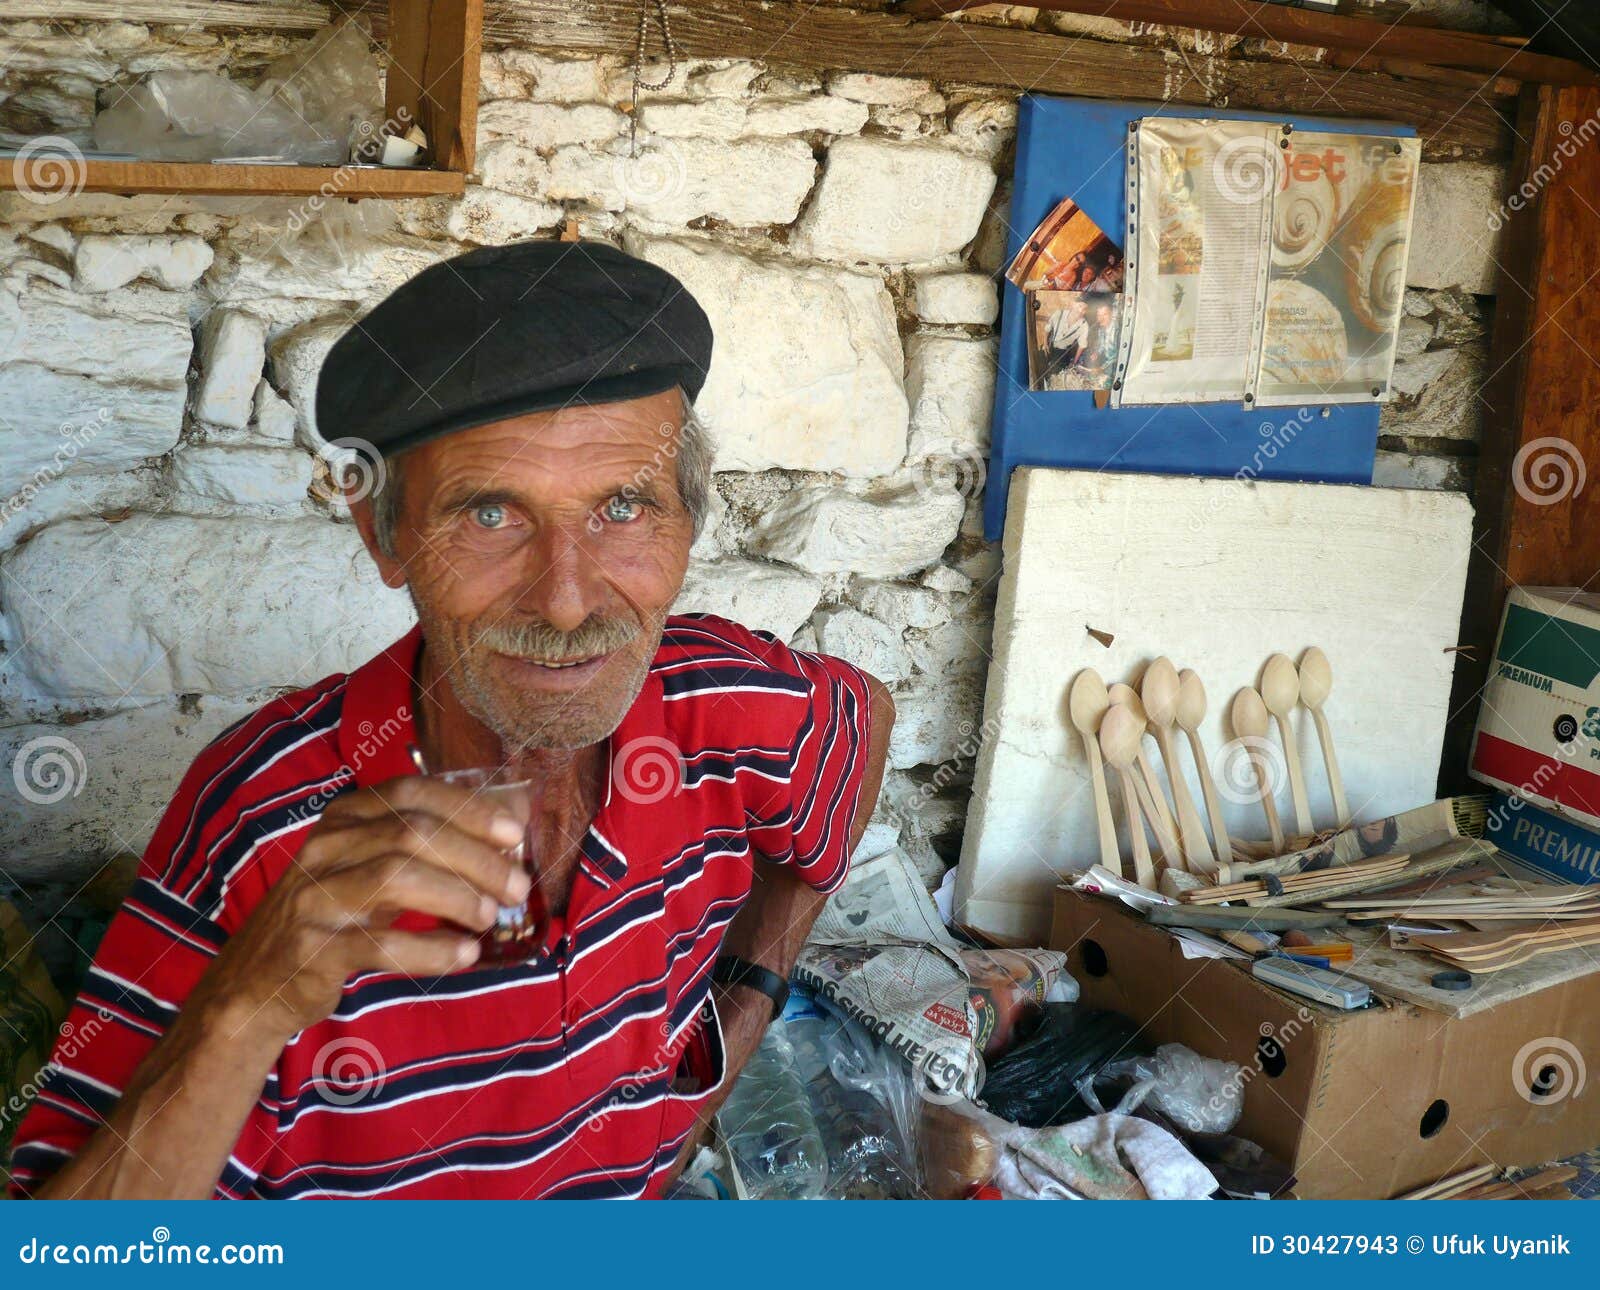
94, 21, 382, 164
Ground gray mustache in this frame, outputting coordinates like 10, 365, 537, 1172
473, 614, 640, 662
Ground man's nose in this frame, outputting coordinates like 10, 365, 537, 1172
513, 519, 607, 633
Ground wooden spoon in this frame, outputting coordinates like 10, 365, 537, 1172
1298, 647, 1350, 828
1229, 687, 1286, 854
1106, 682, 1181, 866
1099, 703, 1156, 890
1259, 653, 1313, 836
1067, 668, 1122, 876
1140, 657, 1213, 874
1175, 668, 1232, 872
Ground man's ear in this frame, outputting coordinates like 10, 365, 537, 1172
343, 475, 407, 590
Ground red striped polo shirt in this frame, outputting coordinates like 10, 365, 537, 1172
9, 614, 873, 1199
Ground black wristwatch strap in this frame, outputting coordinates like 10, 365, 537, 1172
712, 955, 789, 1021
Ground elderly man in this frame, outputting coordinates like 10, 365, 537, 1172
9, 241, 894, 1199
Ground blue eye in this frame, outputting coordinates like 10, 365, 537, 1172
602, 495, 643, 524
474, 503, 506, 528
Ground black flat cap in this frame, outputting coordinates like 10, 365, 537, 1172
315, 240, 713, 458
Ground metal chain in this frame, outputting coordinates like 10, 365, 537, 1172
629, 0, 679, 157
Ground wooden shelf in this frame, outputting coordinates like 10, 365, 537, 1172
0, 157, 465, 198
0, 0, 479, 201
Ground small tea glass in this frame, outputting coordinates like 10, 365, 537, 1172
435, 766, 549, 964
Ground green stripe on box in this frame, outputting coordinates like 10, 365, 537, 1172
1499, 602, 1600, 690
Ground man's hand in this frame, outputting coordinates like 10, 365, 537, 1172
198, 774, 533, 1047
33, 774, 531, 1199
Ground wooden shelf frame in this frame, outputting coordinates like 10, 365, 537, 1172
0, 0, 481, 200
896, 0, 1599, 88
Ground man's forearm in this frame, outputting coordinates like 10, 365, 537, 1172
33, 992, 282, 1200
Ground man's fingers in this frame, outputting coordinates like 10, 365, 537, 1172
341, 926, 481, 978
331, 774, 528, 851
314, 858, 500, 933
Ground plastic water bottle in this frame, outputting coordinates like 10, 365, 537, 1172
717, 1019, 827, 1199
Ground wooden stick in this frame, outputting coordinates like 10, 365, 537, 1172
1397, 1162, 1498, 1200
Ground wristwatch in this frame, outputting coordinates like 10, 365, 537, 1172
711, 955, 789, 1021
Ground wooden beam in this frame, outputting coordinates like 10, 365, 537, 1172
0, 157, 464, 197
1441, 82, 1600, 791
8, 1, 331, 27
897, 0, 1599, 87
453, 0, 1511, 159
386, 0, 483, 174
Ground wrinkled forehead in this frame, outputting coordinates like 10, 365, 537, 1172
398, 387, 684, 503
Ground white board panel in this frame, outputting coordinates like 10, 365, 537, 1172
955, 468, 1474, 945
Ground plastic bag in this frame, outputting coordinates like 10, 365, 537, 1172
1086, 1042, 1245, 1135
93, 22, 380, 164
976, 1004, 1145, 1128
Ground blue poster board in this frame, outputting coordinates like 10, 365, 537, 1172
983, 96, 1416, 540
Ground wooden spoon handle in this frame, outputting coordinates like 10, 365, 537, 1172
1154, 725, 1214, 873
1185, 727, 1233, 873
1250, 746, 1287, 853
1082, 731, 1123, 876
1114, 766, 1156, 890
1311, 708, 1350, 827
1135, 752, 1182, 865
1274, 714, 1314, 835
1130, 763, 1182, 873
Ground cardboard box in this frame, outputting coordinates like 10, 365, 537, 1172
1485, 790, 1600, 885
1471, 586, 1600, 829
1050, 887, 1600, 1199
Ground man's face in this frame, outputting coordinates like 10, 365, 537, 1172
363, 388, 694, 753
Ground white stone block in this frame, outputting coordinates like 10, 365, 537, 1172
947, 98, 1018, 162
72, 233, 213, 292
904, 334, 997, 460
1, 515, 416, 699
624, 136, 817, 227
826, 73, 938, 106
742, 97, 869, 137
747, 486, 964, 578
627, 236, 907, 476
445, 186, 564, 245
169, 444, 313, 509
250, 379, 298, 444
0, 696, 265, 876
1408, 162, 1508, 294
794, 137, 997, 264
269, 314, 350, 448
635, 99, 748, 139
475, 139, 552, 197
854, 579, 953, 631
889, 673, 983, 771
914, 271, 999, 326
546, 145, 628, 209
193, 309, 267, 430
673, 557, 823, 641
476, 101, 625, 149
812, 604, 912, 683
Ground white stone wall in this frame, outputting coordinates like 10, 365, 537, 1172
0, 18, 1506, 898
